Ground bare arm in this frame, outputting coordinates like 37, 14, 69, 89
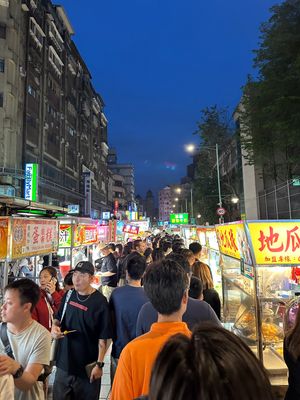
0, 355, 44, 391
90, 338, 112, 383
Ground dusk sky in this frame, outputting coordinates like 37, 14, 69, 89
59, 0, 278, 199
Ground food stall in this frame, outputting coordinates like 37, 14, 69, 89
217, 220, 300, 393
0, 216, 59, 295
58, 217, 98, 276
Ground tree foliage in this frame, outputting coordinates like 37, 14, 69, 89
240, 0, 300, 183
193, 106, 232, 224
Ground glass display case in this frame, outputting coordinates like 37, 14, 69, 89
217, 221, 300, 389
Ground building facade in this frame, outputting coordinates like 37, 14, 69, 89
159, 186, 172, 222
108, 148, 135, 204
0, 0, 110, 217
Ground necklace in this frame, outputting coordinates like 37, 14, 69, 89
76, 289, 94, 302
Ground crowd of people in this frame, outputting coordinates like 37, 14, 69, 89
0, 233, 299, 399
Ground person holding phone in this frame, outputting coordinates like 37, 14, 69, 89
32, 266, 64, 331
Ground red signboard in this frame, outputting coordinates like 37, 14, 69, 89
122, 224, 139, 235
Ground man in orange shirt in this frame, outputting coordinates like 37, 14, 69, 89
111, 259, 190, 400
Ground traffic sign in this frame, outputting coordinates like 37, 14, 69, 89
216, 207, 226, 216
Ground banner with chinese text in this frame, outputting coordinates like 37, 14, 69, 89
216, 223, 253, 265
0, 217, 9, 259
247, 221, 300, 265
74, 224, 98, 247
59, 224, 72, 248
12, 218, 59, 259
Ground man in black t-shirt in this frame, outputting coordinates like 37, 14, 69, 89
51, 261, 112, 400
99, 244, 117, 301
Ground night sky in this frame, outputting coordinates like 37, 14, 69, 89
59, 0, 277, 200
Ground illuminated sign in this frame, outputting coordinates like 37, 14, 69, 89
169, 213, 189, 225
12, 218, 58, 258
24, 163, 38, 201
122, 224, 139, 235
216, 223, 252, 265
248, 221, 300, 265
68, 204, 80, 214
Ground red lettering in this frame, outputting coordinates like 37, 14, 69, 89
258, 227, 284, 252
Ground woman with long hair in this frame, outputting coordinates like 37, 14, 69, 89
284, 306, 300, 399
192, 261, 221, 319
143, 324, 273, 400
32, 266, 64, 331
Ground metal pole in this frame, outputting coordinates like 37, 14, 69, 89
216, 144, 223, 223
287, 180, 292, 219
185, 198, 188, 213
190, 187, 194, 222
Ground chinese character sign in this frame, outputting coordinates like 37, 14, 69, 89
248, 222, 300, 265
169, 213, 189, 225
0, 217, 8, 259
59, 224, 72, 248
12, 218, 59, 259
122, 224, 140, 235
216, 223, 252, 265
74, 225, 98, 247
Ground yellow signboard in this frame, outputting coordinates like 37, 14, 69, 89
248, 222, 300, 265
0, 217, 8, 259
216, 223, 252, 265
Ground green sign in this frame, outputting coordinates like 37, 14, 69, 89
170, 213, 189, 225
24, 163, 38, 201
292, 178, 300, 187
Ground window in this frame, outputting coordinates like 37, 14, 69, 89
0, 59, 4, 73
0, 93, 3, 107
0, 24, 6, 39
28, 85, 36, 98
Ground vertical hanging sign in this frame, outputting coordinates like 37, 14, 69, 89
83, 170, 92, 217
24, 163, 38, 201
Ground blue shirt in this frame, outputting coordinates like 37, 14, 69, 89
136, 297, 221, 336
109, 285, 149, 358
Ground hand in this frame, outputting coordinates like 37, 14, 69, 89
0, 355, 20, 376
46, 279, 56, 295
51, 325, 64, 340
90, 365, 103, 383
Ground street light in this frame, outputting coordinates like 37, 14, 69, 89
185, 143, 223, 223
231, 196, 239, 204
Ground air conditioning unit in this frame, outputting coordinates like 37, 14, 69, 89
19, 66, 26, 78
44, 122, 49, 129
61, 138, 65, 144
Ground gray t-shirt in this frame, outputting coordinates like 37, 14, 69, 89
0, 320, 51, 400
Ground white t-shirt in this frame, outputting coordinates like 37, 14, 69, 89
0, 320, 51, 400
0, 374, 14, 400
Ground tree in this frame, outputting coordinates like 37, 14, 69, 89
192, 106, 232, 224
240, 0, 300, 184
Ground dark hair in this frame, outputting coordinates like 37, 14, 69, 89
122, 244, 132, 257
143, 259, 189, 315
166, 253, 190, 275
180, 249, 195, 263
40, 266, 60, 292
127, 255, 147, 280
144, 247, 153, 259
172, 241, 184, 253
115, 243, 123, 254
286, 306, 300, 360
152, 248, 165, 262
64, 270, 74, 286
133, 239, 143, 250
189, 242, 202, 255
189, 276, 203, 299
5, 278, 40, 311
149, 324, 273, 400
108, 243, 116, 252
162, 241, 172, 253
